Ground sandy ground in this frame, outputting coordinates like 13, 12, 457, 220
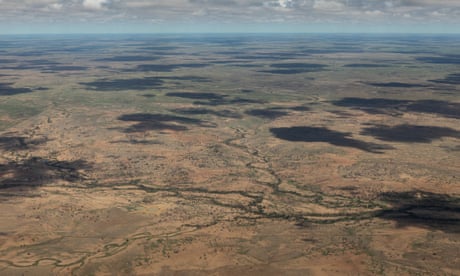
0, 35, 459, 275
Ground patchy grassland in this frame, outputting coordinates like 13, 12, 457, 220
0, 34, 459, 275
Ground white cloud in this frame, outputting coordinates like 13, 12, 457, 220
0, 0, 460, 31
365, 10, 384, 16
278, 0, 293, 8
82, 0, 109, 10
192, 9, 207, 16
313, 0, 345, 11
431, 10, 445, 17
49, 3, 63, 10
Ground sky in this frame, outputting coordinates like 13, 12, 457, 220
1, 0, 460, 34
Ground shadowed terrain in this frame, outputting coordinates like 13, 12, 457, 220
405, 100, 460, 118
245, 108, 289, 119
133, 63, 209, 72
117, 113, 214, 132
0, 59, 17, 63
81, 77, 164, 91
270, 126, 393, 153
140, 94, 155, 98
1, 34, 460, 276
160, 76, 211, 82
41, 65, 88, 72
193, 97, 266, 106
377, 191, 460, 232
258, 63, 327, 74
94, 55, 161, 62
1, 60, 87, 72
332, 98, 410, 109
361, 124, 460, 143
166, 92, 226, 100
429, 73, 460, 85
365, 82, 428, 88
0, 135, 48, 150
416, 55, 460, 64
299, 47, 363, 54
0, 157, 90, 190
27, 59, 60, 65
171, 107, 242, 118
230, 52, 305, 60
344, 63, 389, 68
332, 97, 460, 118
0, 83, 33, 96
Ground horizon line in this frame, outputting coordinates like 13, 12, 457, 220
1, 31, 460, 36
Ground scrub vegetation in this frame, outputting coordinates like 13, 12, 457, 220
0, 34, 459, 275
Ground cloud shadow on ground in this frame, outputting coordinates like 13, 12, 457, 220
361, 124, 460, 143
332, 97, 460, 119
343, 63, 390, 68
94, 55, 161, 62
166, 92, 226, 100
0, 83, 33, 96
416, 56, 460, 65
365, 82, 428, 88
0, 157, 91, 191
0, 136, 48, 150
81, 77, 164, 91
171, 108, 242, 118
245, 108, 290, 119
270, 126, 393, 153
429, 73, 460, 85
140, 94, 155, 98
258, 63, 327, 74
117, 113, 215, 133
193, 97, 266, 106
41, 65, 88, 72
377, 191, 460, 233
133, 63, 209, 72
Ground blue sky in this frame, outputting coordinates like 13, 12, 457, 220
1, 0, 460, 34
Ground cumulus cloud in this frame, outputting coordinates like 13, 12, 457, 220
313, 0, 345, 11
49, 3, 63, 10
83, 0, 110, 10
0, 0, 459, 32
364, 10, 384, 16
278, 0, 294, 8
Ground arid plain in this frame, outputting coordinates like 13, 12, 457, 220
0, 34, 459, 275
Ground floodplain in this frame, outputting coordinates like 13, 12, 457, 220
0, 34, 459, 275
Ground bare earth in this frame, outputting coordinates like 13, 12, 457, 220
0, 34, 459, 275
